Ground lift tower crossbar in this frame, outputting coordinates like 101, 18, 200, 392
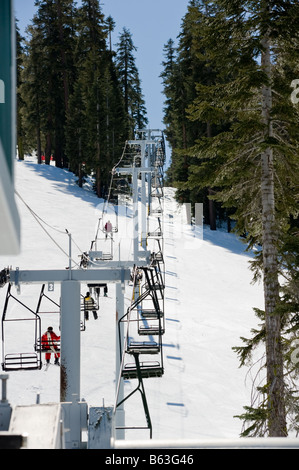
8, 265, 131, 403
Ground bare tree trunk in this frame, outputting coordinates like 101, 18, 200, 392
56, 0, 69, 113
45, 131, 52, 165
260, 30, 287, 437
207, 122, 216, 230
96, 167, 101, 198
36, 125, 42, 164
17, 136, 24, 160
78, 135, 83, 188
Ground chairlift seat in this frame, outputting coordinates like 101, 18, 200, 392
122, 361, 164, 379
81, 301, 99, 311
127, 341, 160, 355
101, 252, 113, 260
138, 325, 165, 336
147, 231, 163, 238
152, 181, 163, 189
88, 250, 103, 262
87, 283, 107, 288
150, 208, 162, 214
35, 338, 60, 353
81, 305, 99, 311
140, 309, 163, 319
2, 353, 42, 371
109, 197, 118, 205
152, 252, 164, 262
143, 282, 164, 291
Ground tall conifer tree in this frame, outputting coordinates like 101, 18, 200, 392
21, 23, 47, 164
161, 1, 221, 226
66, 0, 127, 197
115, 27, 148, 137
23, 0, 76, 167
16, 23, 26, 161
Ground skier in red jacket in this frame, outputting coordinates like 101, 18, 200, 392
41, 326, 60, 365
104, 220, 112, 239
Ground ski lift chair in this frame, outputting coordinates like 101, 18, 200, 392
80, 290, 100, 324
35, 337, 61, 355
1, 284, 42, 371
122, 359, 164, 380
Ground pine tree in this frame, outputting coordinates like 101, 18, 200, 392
21, 23, 46, 164
71, 0, 107, 196
115, 27, 148, 137
16, 23, 26, 161
160, 39, 177, 154
22, 0, 76, 167
18, 0, 145, 197
161, 1, 222, 227
65, 0, 127, 197
105, 15, 115, 52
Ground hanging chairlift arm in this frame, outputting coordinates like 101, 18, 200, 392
1, 284, 42, 371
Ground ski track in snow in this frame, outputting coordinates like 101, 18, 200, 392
0, 156, 265, 441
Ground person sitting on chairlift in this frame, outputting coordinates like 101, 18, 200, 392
84, 292, 98, 320
104, 220, 112, 239
41, 326, 60, 365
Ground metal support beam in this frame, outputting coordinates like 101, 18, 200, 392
115, 282, 125, 439
112, 437, 299, 449
60, 280, 81, 403
132, 167, 139, 261
0, 374, 12, 431
9, 267, 131, 286
5, 264, 134, 443
140, 141, 147, 251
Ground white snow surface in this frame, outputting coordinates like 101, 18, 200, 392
0, 156, 265, 441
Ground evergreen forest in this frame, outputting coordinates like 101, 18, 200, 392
16, 0, 147, 198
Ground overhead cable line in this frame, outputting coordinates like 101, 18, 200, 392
15, 190, 82, 268
93, 141, 128, 243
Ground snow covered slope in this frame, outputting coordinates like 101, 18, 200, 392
0, 156, 264, 441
